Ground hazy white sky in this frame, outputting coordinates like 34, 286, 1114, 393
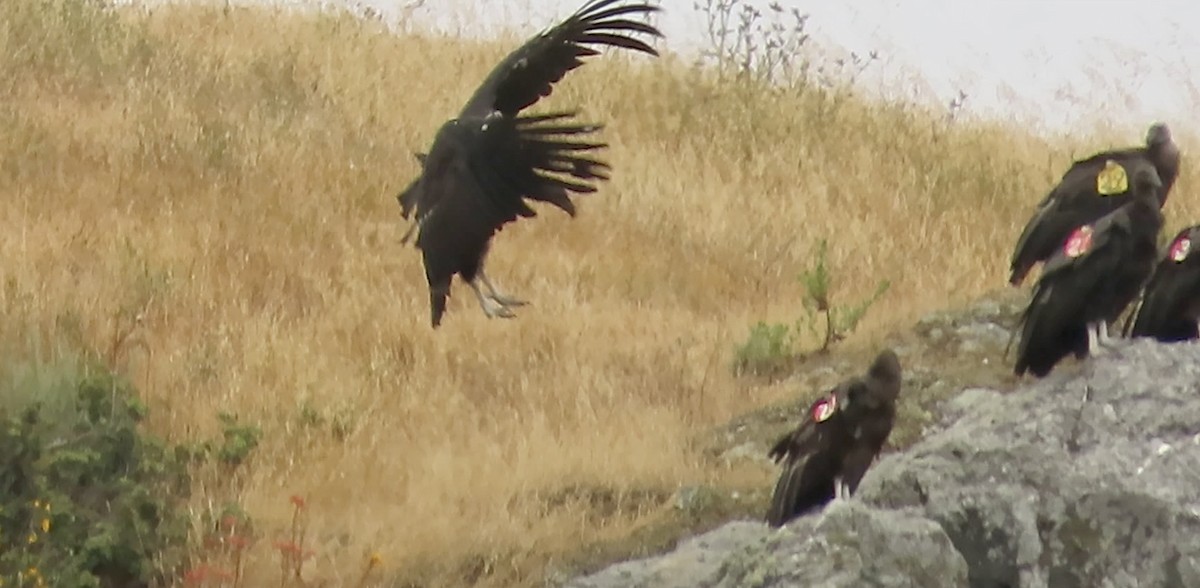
338, 0, 1200, 137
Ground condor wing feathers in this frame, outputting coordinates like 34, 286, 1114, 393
459, 0, 662, 119
410, 111, 614, 256
1008, 144, 1172, 286
764, 392, 846, 528
468, 112, 612, 219
1009, 155, 1139, 285
764, 404, 838, 528
1129, 226, 1200, 341
1037, 208, 1126, 280
766, 398, 829, 466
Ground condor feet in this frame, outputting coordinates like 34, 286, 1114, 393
480, 296, 519, 320
469, 278, 529, 321
491, 293, 528, 307
1086, 321, 1122, 357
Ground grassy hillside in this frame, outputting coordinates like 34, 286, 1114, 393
0, 0, 1195, 585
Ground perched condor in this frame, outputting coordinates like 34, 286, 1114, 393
1126, 224, 1200, 342
1012, 164, 1165, 378
765, 349, 902, 528
1008, 123, 1179, 286
395, 0, 663, 328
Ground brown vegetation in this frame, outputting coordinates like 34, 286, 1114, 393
0, 0, 1195, 584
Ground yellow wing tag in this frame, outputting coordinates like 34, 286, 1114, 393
1096, 160, 1128, 196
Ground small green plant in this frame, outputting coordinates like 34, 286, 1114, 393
801, 239, 892, 351
732, 321, 795, 376
177, 412, 263, 470
733, 238, 891, 376
215, 413, 262, 468
293, 400, 358, 442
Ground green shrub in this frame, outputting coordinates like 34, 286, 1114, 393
0, 352, 191, 586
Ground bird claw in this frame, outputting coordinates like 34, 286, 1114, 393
491, 294, 529, 307
481, 297, 518, 319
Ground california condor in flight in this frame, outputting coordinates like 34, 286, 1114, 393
395, 0, 663, 327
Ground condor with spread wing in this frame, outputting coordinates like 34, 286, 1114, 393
1012, 164, 1165, 378
1008, 123, 1179, 286
395, 0, 663, 328
765, 349, 902, 528
1126, 224, 1200, 342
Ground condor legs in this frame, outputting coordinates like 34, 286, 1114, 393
833, 479, 852, 503
399, 219, 420, 246
1085, 321, 1120, 356
479, 269, 528, 308
468, 280, 516, 320
466, 268, 528, 321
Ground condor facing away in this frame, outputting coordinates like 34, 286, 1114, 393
1008, 123, 1179, 287
395, 0, 663, 328
1012, 164, 1165, 378
1127, 224, 1200, 342
765, 349, 902, 528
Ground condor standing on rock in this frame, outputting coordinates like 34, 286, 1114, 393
394, 0, 663, 328
1008, 123, 1179, 287
765, 349, 902, 528
1126, 224, 1200, 342
1012, 164, 1165, 378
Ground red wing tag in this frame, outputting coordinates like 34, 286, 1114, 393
1170, 236, 1191, 263
1064, 225, 1094, 258
811, 394, 837, 423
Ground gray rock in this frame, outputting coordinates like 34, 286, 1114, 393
567, 339, 1200, 588
563, 521, 767, 588
719, 442, 774, 467
564, 502, 966, 588
970, 300, 1002, 321
936, 387, 1004, 426
927, 327, 946, 343
955, 321, 1011, 351
861, 339, 1200, 588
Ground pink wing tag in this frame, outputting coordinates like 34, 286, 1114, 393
811, 394, 837, 423
1170, 236, 1191, 263
1064, 225, 1094, 258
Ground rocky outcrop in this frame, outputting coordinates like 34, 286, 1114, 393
565, 502, 967, 588
566, 339, 1200, 588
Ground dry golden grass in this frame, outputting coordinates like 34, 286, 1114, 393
0, 0, 1196, 585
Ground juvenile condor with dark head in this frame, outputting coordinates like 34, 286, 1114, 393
765, 349, 902, 528
1126, 224, 1200, 342
395, 0, 663, 328
1012, 164, 1165, 378
1009, 123, 1179, 287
